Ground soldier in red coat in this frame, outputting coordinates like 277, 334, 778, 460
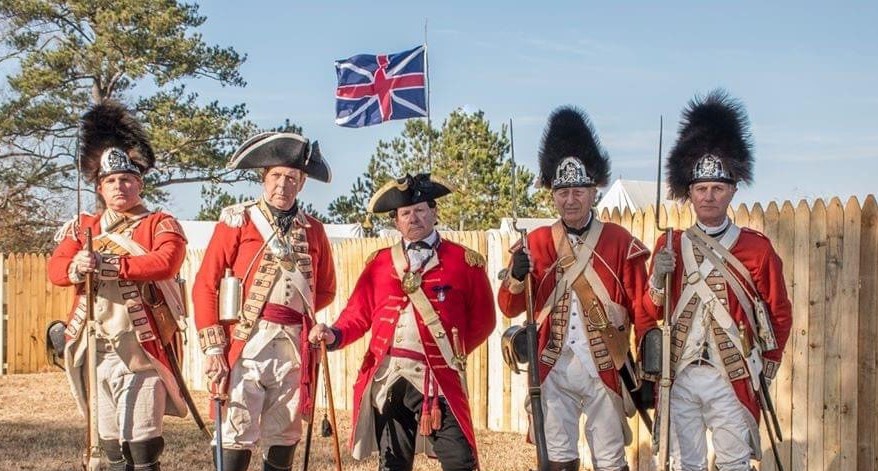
640, 90, 792, 471
497, 107, 649, 471
192, 133, 336, 471
48, 101, 189, 471
309, 173, 496, 471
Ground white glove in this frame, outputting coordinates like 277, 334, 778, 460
650, 248, 676, 289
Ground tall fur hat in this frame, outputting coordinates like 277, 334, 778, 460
666, 89, 753, 200
79, 100, 155, 185
537, 106, 610, 190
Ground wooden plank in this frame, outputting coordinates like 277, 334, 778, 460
749, 202, 765, 234
0, 253, 5, 376
807, 199, 827, 471
839, 197, 861, 470
486, 230, 506, 432
824, 197, 844, 470
769, 201, 792, 470
790, 199, 811, 471
857, 195, 878, 471
8, 254, 23, 373
735, 202, 751, 228
631, 207, 645, 245
642, 205, 657, 250
34, 254, 49, 372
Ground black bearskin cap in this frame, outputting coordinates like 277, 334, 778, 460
79, 100, 155, 185
537, 106, 610, 189
666, 89, 753, 200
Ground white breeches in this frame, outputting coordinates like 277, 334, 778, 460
542, 350, 628, 470
96, 348, 166, 443
670, 364, 754, 471
221, 335, 303, 450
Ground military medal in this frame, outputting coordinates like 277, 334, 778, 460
402, 271, 422, 293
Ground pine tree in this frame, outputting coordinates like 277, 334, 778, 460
0, 0, 252, 251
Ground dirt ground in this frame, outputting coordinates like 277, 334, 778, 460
0, 372, 535, 470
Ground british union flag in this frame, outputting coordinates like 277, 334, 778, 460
334, 45, 427, 128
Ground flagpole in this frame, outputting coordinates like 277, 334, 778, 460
424, 18, 432, 171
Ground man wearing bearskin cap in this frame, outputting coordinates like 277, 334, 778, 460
640, 90, 792, 470
191, 132, 336, 470
48, 100, 189, 470
309, 173, 496, 470
497, 107, 650, 471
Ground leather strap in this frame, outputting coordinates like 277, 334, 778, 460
686, 227, 758, 337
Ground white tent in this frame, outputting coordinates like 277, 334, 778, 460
596, 178, 669, 214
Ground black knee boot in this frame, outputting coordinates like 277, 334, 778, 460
213, 447, 253, 471
122, 436, 164, 471
100, 439, 129, 471
263, 444, 297, 471
547, 458, 580, 471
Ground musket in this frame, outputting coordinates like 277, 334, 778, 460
320, 340, 342, 471
83, 228, 102, 471
509, 119, 550, 471
653, 116, 672, 471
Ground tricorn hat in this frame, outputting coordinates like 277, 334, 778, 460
367, 173, 454, 214
538, 106, 610, 190
227, 132, 332, 183
79, 100, 155, 185
666, 89, 753, 200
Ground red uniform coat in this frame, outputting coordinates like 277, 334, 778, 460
192, 210, 336, 371
497, 221, 650, 394
331, 238, 496, 460
47, 211, 188, 416
639, 227, 793, 420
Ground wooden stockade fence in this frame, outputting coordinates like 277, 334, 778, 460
1, 196, 876, 471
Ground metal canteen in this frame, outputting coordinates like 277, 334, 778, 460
218, 268, 242, 322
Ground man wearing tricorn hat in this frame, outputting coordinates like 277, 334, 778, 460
497, 106, 650, 471
309, 173, 496, 470
48, 100, 189, 470
192, 132, 336, 470
640, 90, 792, 470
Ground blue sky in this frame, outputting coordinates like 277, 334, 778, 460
164, 1, 878, 219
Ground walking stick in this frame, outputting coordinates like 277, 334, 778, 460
212, 386, 225, 471
320, 340, 342, 471
300, 348, 320, 471
83, 228, 102, 471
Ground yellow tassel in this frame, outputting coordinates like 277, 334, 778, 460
419, 408, 432, 436
362, 213, 373, 230
430, 396, 442, 431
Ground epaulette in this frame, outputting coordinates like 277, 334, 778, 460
53, 213, 92, 242
219, 200, 257, 227
464, 247, 486, 268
